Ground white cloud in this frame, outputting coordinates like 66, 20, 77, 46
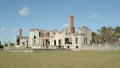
62, 24, 68, 28
19, 6, 30, 16
89, 14, 99, 18
0, 27, 6, 32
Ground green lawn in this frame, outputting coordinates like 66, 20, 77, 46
0, 51, 120, 68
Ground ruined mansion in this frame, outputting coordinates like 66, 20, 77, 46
15, 15, 92, 50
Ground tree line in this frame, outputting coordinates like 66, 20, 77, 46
92, 26, 120, 44
0, 41, 15, 49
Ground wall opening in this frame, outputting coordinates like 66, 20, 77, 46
69, 38, 72, 44
84, 38, 87, 45
34, 35, 36, 39
26, 40, 28, 48
34, 31, 37, 39
65, 38, 72, 44
54, 40, 56, 46
58, 40, 61, 45
46, 39, 50, 45
67, 46, 70, 49
16, 38, 20, 45
76, 46, 79, 49
43, 39, 44, 46
75, 37, 78, 44
39, 32, 41, 37
23, 42, 25, 46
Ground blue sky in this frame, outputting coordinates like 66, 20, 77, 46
0, 0, 120, 43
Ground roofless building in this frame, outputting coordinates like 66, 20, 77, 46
15, 15, 92, 50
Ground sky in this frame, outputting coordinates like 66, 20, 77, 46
0, 0, 120, 43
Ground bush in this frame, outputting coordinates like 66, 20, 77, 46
0, 45, 4, 49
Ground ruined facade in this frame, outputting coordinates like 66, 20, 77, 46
15, 15, 92, 50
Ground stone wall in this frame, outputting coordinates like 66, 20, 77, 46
77, 43, 120, 51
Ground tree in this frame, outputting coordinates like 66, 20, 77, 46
107, 27, 114, 42
0, 41, 1, 46
114, 26, 120, 41
98, 26, 109, 43
92, 26, 120, 44
92, 32, 101, 44
0, 41, 3, 49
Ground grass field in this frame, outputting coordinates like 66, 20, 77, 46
0, 51, 120, 68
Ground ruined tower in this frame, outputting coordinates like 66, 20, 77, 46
16, 29, 22, 45
19, 29, 22, 39
68, 14, 75, 34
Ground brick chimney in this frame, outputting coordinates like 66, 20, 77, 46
19, 29, 22, 39
68, 14, 75, 34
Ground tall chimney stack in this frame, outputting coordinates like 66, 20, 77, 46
19, 29, 22, 39
68, 14, 75, 34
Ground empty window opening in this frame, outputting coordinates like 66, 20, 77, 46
67, 46, 70, 49
39, 32, 41, 37
58, 40, 61, 45
65, 38, 72, 44
46, 39, 50, 45
69, 38, 72, 44
54, 40, 56, 46
23, 42, 25, 46
16, 38, 20, 45
84, 38, 87, 45
75, 37, 78, 44
34, 35, 36, 39
43, 39, 44, 46
34, 31, 37, 39
76, 46, 79, 49
45, 39, 47, 45
65, 38, 69, 44
26, 40, 28, 48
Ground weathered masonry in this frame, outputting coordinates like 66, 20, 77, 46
15, 15, 92, 50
